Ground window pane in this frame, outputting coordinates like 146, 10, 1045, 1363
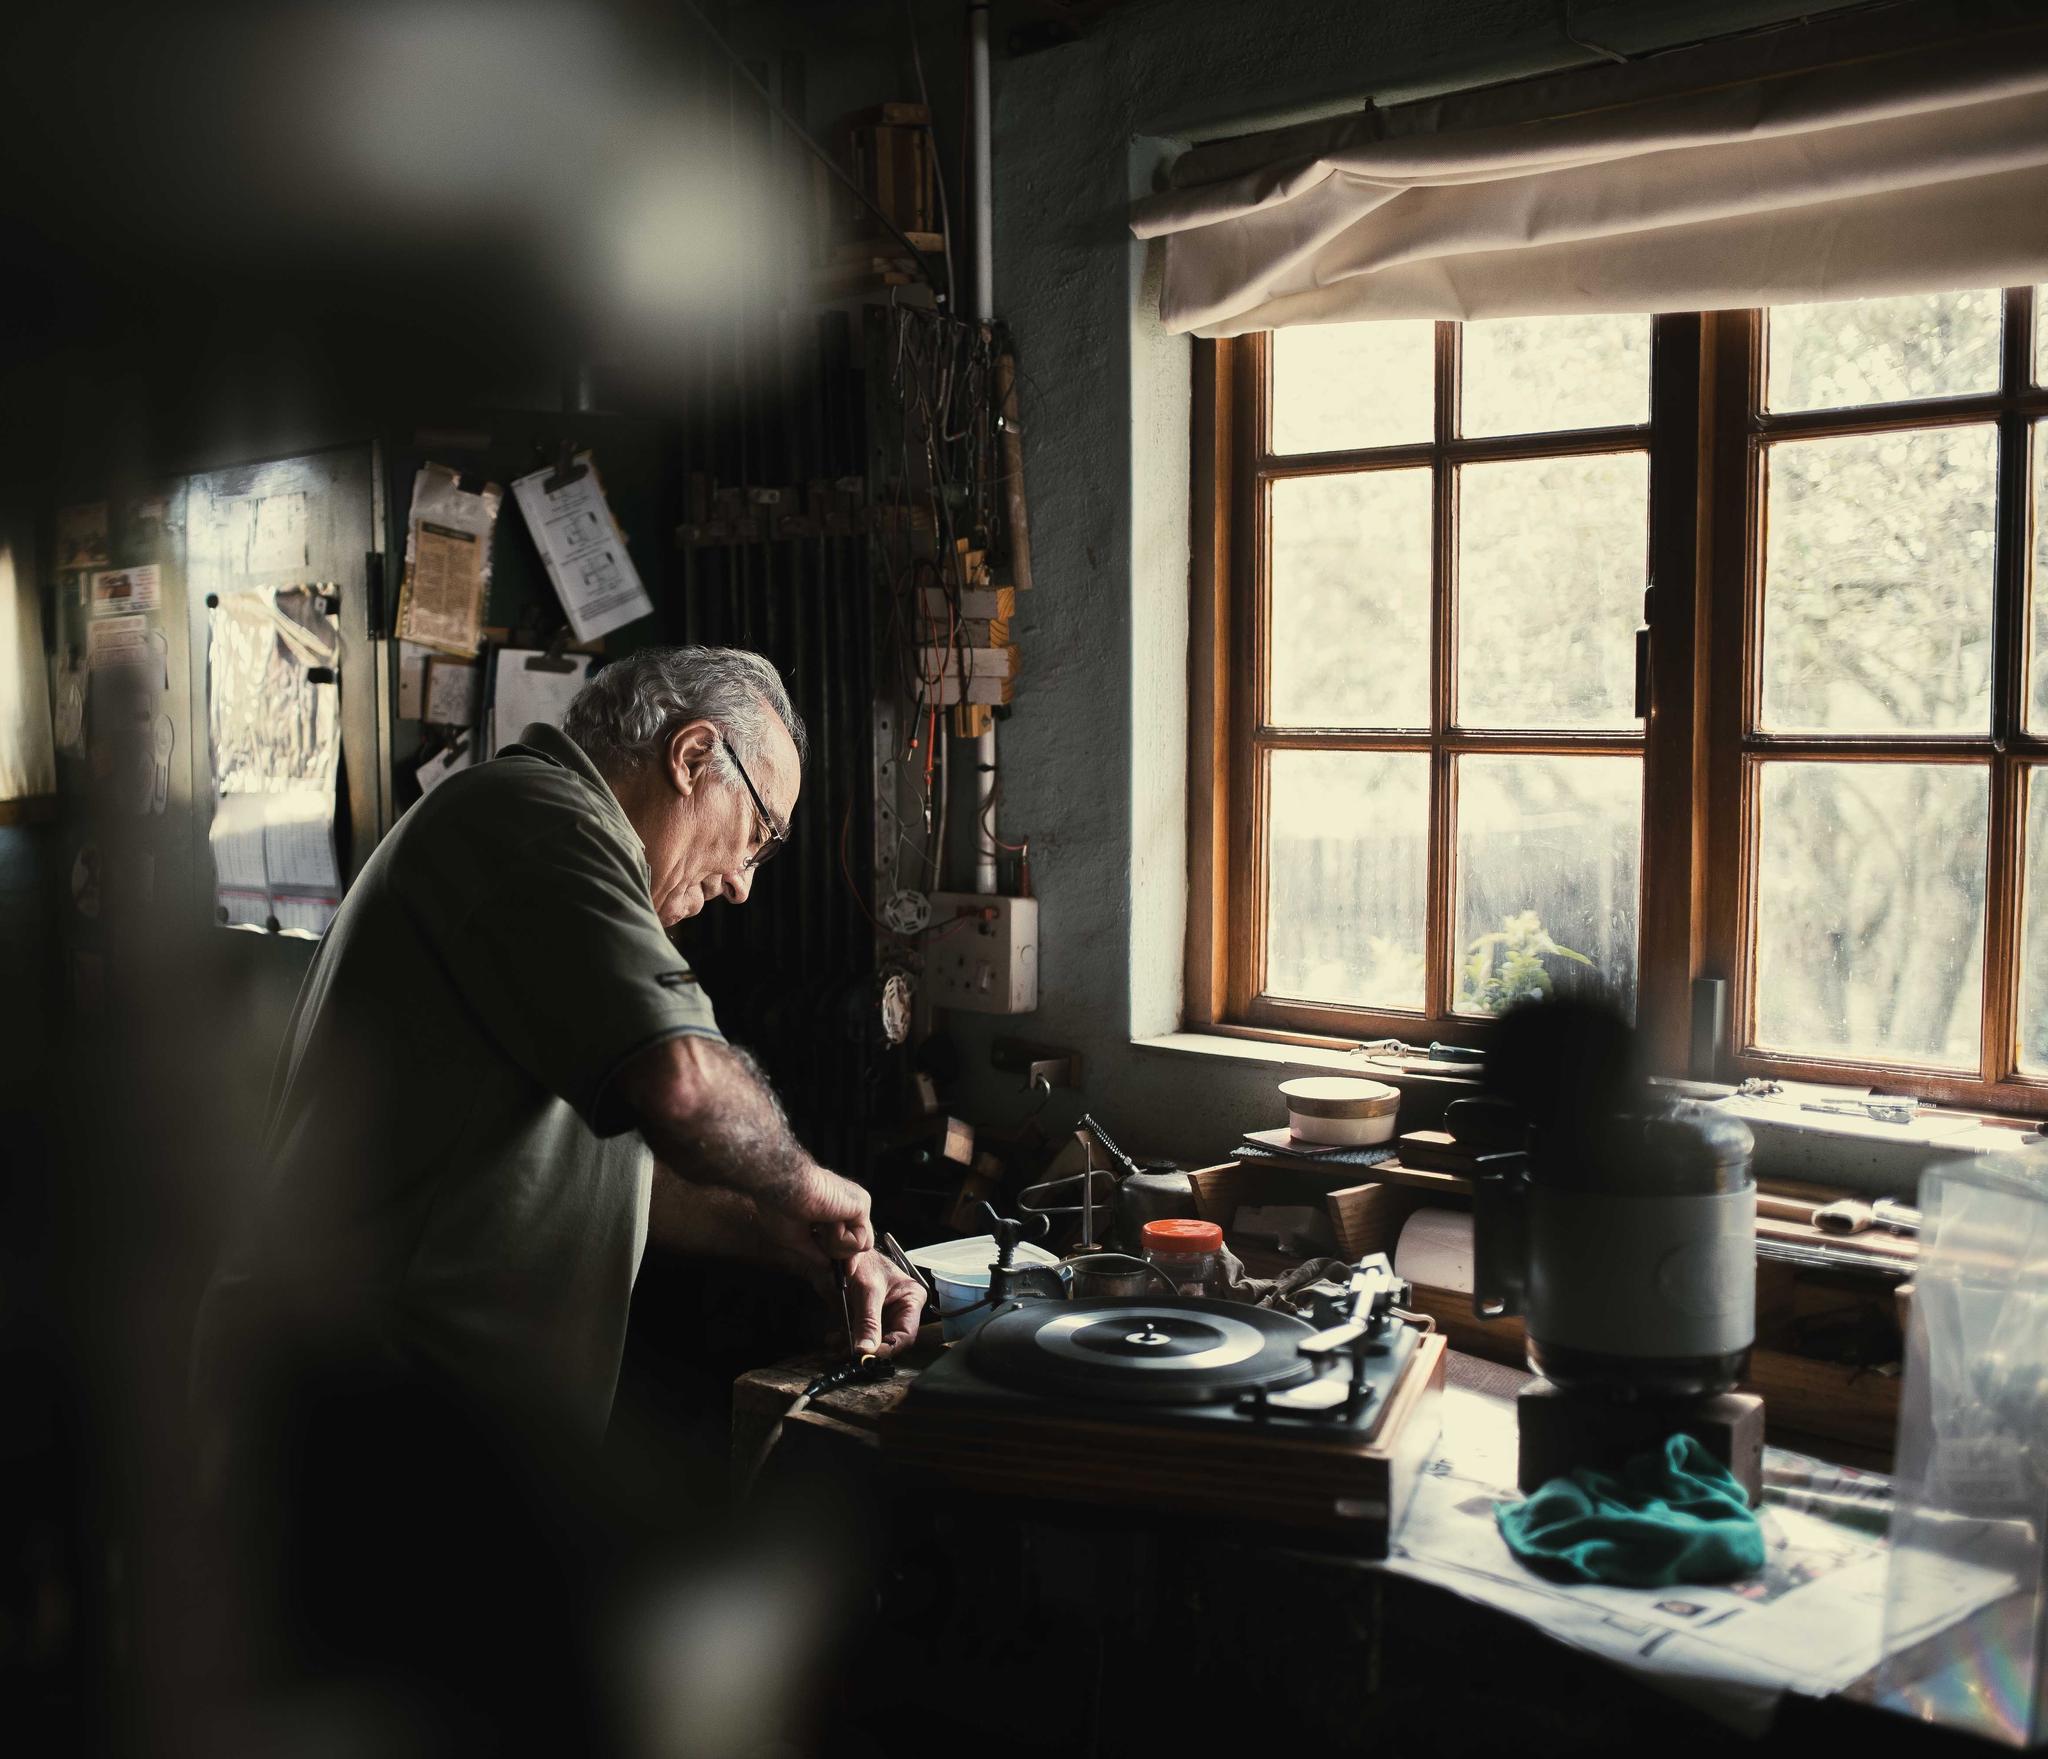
1265, 750, 1429, 1009
2034, 421, 2048, 733
1753, 761, 1987, 1067
1270, 470, 1431, 728
1452, 754, 1640, 1018
2024, 770, 2048, 1074
1765, 290, 2002, 412
1457, 452, 1647, 730
1460, 313, 1650, 437
1759, 426, 1996, 735
1270, 321, 1435, 455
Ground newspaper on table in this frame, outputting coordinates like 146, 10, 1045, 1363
1378, 1385, 2013, 1734
510, 453, 651, 643
206, 587, 343, 938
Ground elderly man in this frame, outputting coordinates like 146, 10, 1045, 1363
192, 645, 923, 1456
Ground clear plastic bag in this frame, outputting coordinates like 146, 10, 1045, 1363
1878, 1152, 2048, 1743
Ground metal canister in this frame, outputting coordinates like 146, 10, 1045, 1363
1114, 1166, 1196, 1255
1065, 1252, 1176, 1300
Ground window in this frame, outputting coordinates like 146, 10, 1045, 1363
1190, 289, 2048, 1113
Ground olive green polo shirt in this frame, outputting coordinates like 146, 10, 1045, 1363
192, 723, 723, 1443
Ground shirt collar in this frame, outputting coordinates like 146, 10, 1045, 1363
499, 723, 646, 866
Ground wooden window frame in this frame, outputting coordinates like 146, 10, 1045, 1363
1701, 293, 2048, 1113
1190, 296, 2048, 1115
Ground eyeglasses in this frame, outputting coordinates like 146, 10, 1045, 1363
720, 735, 787, 869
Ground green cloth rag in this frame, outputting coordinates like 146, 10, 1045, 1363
1494, 1433, 1765, 1588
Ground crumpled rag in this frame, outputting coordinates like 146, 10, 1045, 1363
1495, 1432, 1765, 1587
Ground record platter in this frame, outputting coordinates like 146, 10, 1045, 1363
883, 1263, 1446, 1554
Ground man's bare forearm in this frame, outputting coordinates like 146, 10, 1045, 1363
613, 1034, 872, 1257
646, 1169, 806, 1272
617, 1035, 813, 1205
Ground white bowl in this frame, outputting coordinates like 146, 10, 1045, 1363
1279, 1075, 1401, 1147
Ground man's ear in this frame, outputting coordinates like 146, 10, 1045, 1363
665, 720, 721, 797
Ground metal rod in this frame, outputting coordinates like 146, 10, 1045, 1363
968, 0, 999, 894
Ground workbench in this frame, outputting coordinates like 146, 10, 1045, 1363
734, 1337, 2000, 1757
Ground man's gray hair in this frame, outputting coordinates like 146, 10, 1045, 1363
561, 646, 807, 785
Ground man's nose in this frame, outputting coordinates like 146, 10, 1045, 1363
720, 867, 755, 906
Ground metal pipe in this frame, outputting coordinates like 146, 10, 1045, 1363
968, 0, 999, 894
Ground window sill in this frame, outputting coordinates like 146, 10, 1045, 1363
1131, 1029, 1483, 1091
1133, 1030, 2043, 1190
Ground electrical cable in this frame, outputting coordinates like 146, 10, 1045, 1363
839, 802, 892, 934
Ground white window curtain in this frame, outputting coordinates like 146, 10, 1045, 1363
0, 528, 57, 805
1130, 13, 2048, 335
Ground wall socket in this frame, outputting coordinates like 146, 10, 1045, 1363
990, 1035, 1080, 1091
925, 892, 1039, 1014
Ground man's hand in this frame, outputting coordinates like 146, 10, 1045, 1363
788, 1165, 874, 1260
822, 1250, 926, 1358
747, 1169, 874, 1268
644, 1170, 919, 1355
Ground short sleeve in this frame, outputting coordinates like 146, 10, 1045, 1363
406, 776, 723, 1136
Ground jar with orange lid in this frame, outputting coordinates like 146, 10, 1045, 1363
1140, 1218, 1225, 1298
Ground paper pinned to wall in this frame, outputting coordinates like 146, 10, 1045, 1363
396, 464, 502, 658
89, 563, 161, 616
423, 656, 482, 727
510, 454, 651, 642
207, 792, 342, 938
396, 641, 432, 719
206, 587, 344, 936
208, 587, 340, 795
416, 734, 478, 795
486, 649, 594, 757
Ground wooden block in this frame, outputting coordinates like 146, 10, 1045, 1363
850, 101, 932, 128
951, 704, 994, 738
934, 675, 1013, 706
920, 643, 1018, 679
1395, 1130, 1504, 1175
1326, 1181, 1431, 1261
1517, 1381, 1766, 1502
919, 585, 1014, 621
1187, 1163, 1252, 1229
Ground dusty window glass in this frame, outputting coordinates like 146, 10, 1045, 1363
1759, 426, 1996, 736
1269, 470, 1432, 729
1452, 754, 1641, 1018
2023, 771, 2048, 1074
1460, 313, 1650, 437
1753, 761, 1987, 1068
1270, 321, 1435, 455
1457, 452, 1648, 730
1765, 290, 2002, 413
1265, 749, 1429, 1010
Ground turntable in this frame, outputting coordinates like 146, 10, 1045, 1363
884, 1255, 1447, 1554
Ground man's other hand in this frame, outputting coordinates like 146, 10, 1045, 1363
836, 1250, 926, 1357
789, 1164, 874, 1258
745, 1167, 874, 1269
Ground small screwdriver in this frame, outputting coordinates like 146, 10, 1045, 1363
832, 1256, 862, 1365
814, 1223, 866, 1367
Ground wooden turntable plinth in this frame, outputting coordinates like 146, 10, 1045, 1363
883, 1329, 1446, 1554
